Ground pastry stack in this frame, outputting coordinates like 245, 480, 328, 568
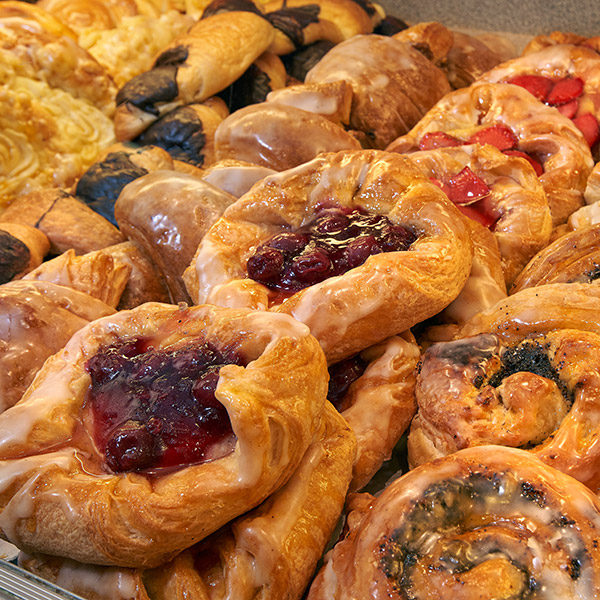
1, 1, 600, 598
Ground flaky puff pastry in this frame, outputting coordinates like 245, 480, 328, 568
0, 303, 327, 568
409, 283, 600, 491
0, 223, 50, 283
183, 149, 473, 363
305, 34, 451, 149
0, 280, 116, 413
387, 82, 594, 227
403, 144, 552, 286
113, 11, 275, 141
307, 445, 600, 600
19, 402, 355, 600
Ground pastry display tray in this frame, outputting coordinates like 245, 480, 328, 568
0, 1, 597, 599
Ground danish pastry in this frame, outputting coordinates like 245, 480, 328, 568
304, 34, 451, 148
307, 445, 600, 599
0, 280, 116, 413
114, 170, 237, 303
387, 82, 594, 226
183, 149, 473, 363
200, 159, 277, 198
0, 303, 327, 568
402, 143, 552, 286
0, 223, 50, 283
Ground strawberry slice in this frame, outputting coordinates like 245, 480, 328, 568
447, 166, 490, 205
430, 177, 452, 197
502, 149, 544, 176
456, 203, 498, 229
418, 131, 462, 150
506, 74, 553, 102
467, 125, 518, 151
546, 77, 584, 106
555, 98, 579, 119
572, 112, 600, 147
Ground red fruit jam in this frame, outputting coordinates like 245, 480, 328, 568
85, 337, 244, 473
246, 206, 417, 294
327, 354, 368, 412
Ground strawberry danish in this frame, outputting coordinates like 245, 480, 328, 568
307, 445, 600, 600
183, 149, 473, 363
0, 303, 327, 567
387, 82, 594, 226
409, 282, 600, 491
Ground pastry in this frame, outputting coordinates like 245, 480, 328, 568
409, 283, 600, 491
478, 44, 600, 149
327, 332, 419, 492
200, 159, 277, 198
402, 143, 552, 286
0, 189, 125, 255
19, 402, 355, 600
114, 170, 237, 303
304, 33, 451, 148
0, 280, 116, 413
213, 102, 362, 171
387, 82, 594, 226
0, 223, 50, 283
113, 10, 276, 141
307, 445, 600, 599
510, 223, 600, 292
183, 148, 473, 363
0, 303, 327, 567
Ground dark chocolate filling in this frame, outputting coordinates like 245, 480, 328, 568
0, 231, 30, 284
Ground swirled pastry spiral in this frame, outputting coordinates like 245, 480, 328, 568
308, 445, 600, 599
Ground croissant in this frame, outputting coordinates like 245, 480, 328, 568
183, 149, 473, 363
307, 445, 600, 599
0, 303, 327, 567
387, 82, 594, 226
0, 223, 50, 284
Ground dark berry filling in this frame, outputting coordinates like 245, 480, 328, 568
246, 206, 417, 294
85, 337, 244, 473
327, 354, 368, 412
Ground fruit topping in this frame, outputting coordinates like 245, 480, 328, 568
446, 167, 490, 205
555, 98, 579, 119
246, 207, 417, 294
545, 76, 585, 106
502, 149, 544, 176
572, 112, 600, 147
506, 74, 553, 102
86, 337, 243, 473
418, 131, 462, 151
466, 125, 518, 151
327, 354, 368, 411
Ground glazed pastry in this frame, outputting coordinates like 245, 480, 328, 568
22, 248, 131, 308
0, 223, 50, 283
281, 39, 336, 82
402, 143, 552, 286
113, 11, 276, 141
0, 189, 125, 255
392, 21, 454, 66
307, 445, 600, 599
0, 303, 328, 567
0, 2, 77, 39
200, 159, 277, 198
183, 149, 473, 363
134, 98, 229, 171
75, 144, 175, 225
0, 280, 116, 413
327, 332, 419, 492
409, 283, 600, 491
510, 223, 600, 292
213, 102, 362, 171
387, 82, 594, 226
305, 34, 451, 148
20, 402, 355, 600
522, 30, 600, 55
479, 44, 600, 149
114, 170, 237, 303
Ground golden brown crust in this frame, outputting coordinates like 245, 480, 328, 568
0, 280, 116, 413
0, 223, 50, 279
0, 303, 327, 568
213, 102, 362, 171
184, 149, 473, 363
387, 82, 594, 226
0, 190, 125, 255
403, 144, 552, 286
305, 34, 451, 149
393, 21, 454, 66
307, 445, 600, 599
114, 170, 237, 303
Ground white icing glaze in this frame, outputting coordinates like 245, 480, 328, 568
568, 201, 600, 229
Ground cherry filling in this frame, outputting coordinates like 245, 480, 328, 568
85, 337, 244, 473
327, 354, 368, 412
246, 206, 417, 294
418, 125, 545, 176
506, 74, 600, 147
